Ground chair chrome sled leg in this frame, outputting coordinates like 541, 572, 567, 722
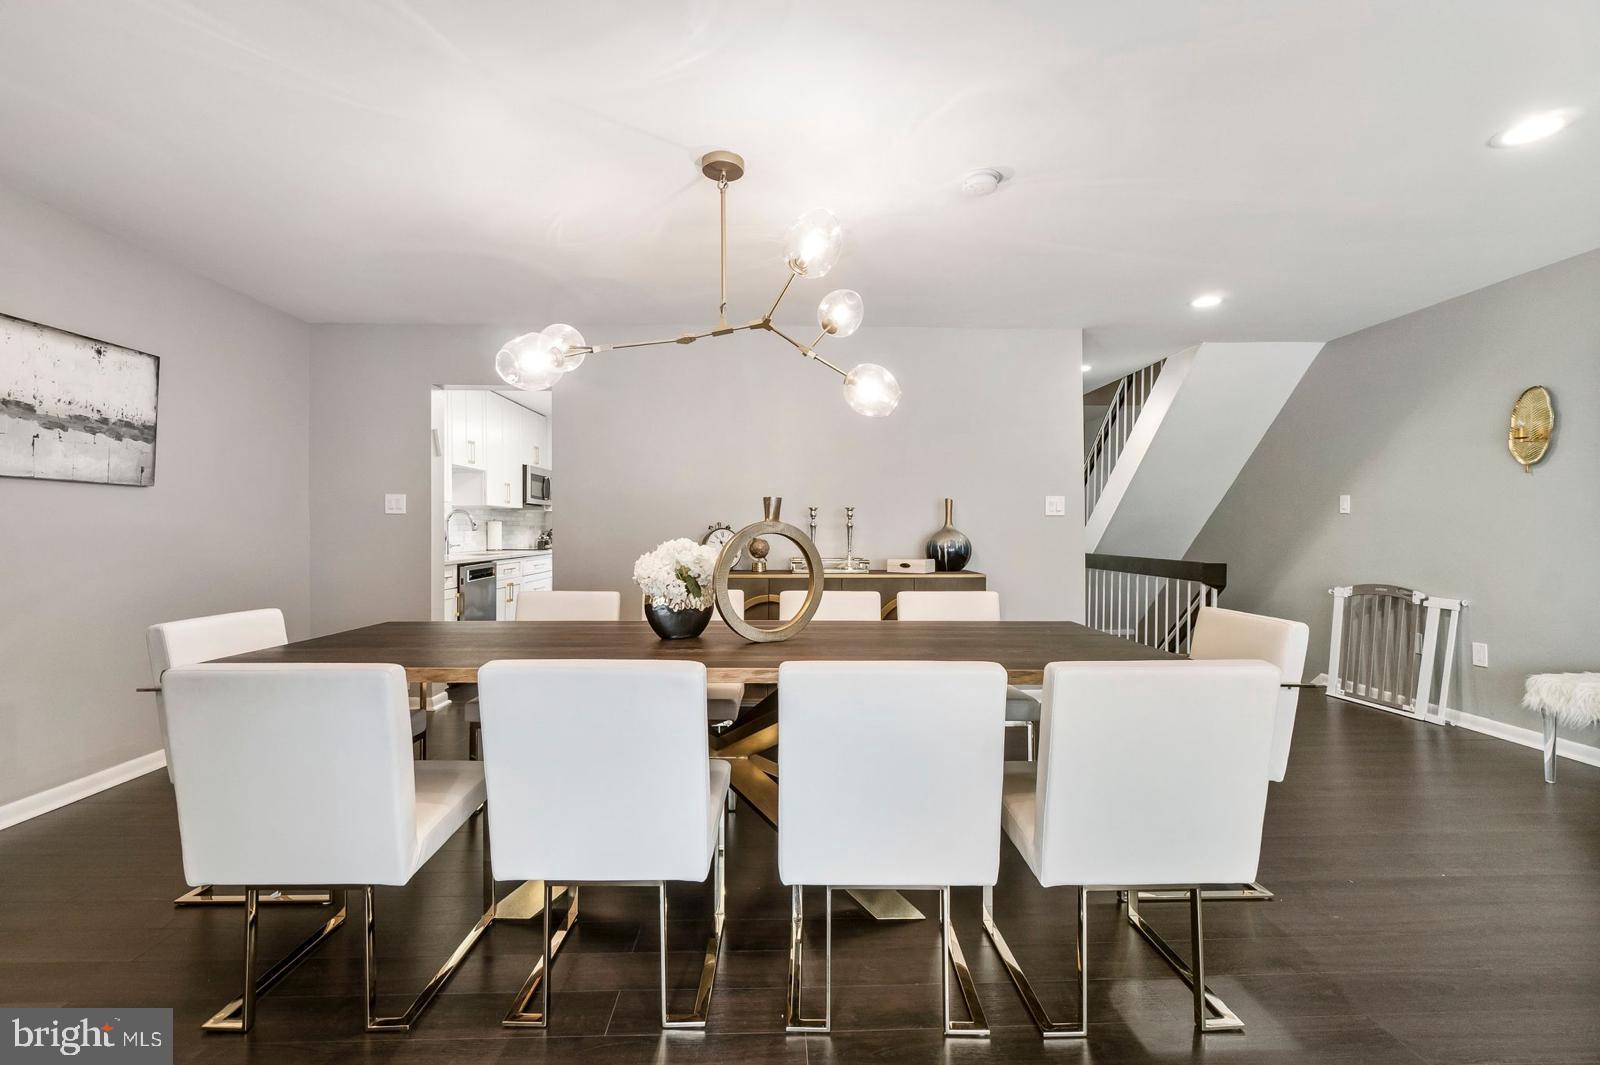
364, 886, 495, 1032
785, 885, 831, 1033
176, 885, 332, 907
662, 809, 727, 1029
1136, 882, 1275, 903
202, 888, 348, 1032
502, 881, 580, 1027
940, 887, 990, 1037
1124, 888, 1245, 1033
787, 885, 988, 1038
980, 883, 1087, 1038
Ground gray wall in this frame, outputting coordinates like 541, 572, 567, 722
558, 327, 1085, 620
1190, 249, 1600, 745
309, 324, 1085, 630
0, 180, 312, 807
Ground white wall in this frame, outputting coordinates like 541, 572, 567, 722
0, 180, 311, 807
1091, 342, 1324, 556
309, 324, 1085, 629
1189, 249, 1600, 744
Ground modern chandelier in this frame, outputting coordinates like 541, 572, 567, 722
493, 150, 901, 416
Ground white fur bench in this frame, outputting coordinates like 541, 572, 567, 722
1523, 673, 1600, 783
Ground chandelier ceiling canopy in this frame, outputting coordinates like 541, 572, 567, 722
494, 150, 901, 417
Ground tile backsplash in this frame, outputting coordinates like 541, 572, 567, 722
446, 506, 550, 551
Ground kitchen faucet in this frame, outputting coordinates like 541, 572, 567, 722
444, 508, 478, 548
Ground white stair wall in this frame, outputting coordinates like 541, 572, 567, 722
1087, 341, 1324, 558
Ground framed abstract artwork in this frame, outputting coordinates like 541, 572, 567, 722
0, 312, 160, 486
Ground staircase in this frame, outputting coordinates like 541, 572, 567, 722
1083, 342, 1324, 557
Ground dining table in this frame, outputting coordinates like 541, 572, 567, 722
217, 618, 1172, 921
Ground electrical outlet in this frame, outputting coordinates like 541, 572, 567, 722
1471, 642, 1489, 668
1044, 495, 1067, 516
384, 493, 407, 515
1339, 494, 1351, 514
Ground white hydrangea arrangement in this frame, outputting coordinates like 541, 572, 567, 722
633, 538, 721, 611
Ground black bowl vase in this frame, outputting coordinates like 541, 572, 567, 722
925, 497, 972, 572
644, 599, 713, 640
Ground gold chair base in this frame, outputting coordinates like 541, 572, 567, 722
786, 886, 988, 1038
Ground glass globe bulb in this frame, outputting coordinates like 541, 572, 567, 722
784, 208, 844, 278
540, 322, 587, 372
494, 332, 564, 391
817, 289, 863, 337
842, 363, 901, 417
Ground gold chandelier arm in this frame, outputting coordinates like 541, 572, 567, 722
764, 273, 796, 322
718, 179, 729, 328
768, 324, 847, 378
592, 319, 766, 355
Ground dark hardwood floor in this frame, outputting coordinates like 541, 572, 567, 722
1, 691, 1596, 1065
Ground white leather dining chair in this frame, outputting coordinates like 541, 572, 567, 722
476, 659, 728, 1030
466, 590, 626, 757
161, 663, 491, 1034
1188, 606, 1310, 783
516, 590, 623, 620
147, 609, 427, 908
778, 660, 1008, 1037
147, 609, 287, 783
707, 590, 746, 727
647, 591, 748, 724
895, 590, 1043, 759
985, 659, 1279, 1037
148, 609, 430, 772
777, 588, 881, 620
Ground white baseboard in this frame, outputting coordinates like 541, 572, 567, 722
0, 750, 167, 833
1445, 708, 1600, 769
1317, 674, 1599, 769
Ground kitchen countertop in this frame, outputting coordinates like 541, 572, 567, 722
446, 549, 553, 566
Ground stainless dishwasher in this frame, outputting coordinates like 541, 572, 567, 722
459, 563, 498, 621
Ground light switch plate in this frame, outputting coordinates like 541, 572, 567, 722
384, 493, 407, 515
1471, 642, 1489, 668
1044, 495, 1066, 516
1339, 494, 1351, 514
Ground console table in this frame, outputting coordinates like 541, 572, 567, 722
725, 569, 986, 619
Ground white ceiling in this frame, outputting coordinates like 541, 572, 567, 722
1, 1, 1596, 387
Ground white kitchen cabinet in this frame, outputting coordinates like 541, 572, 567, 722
461, 390, 487, 469
529, 410, 549, 468
495, 559, 521, 620
444, 391, 547, 509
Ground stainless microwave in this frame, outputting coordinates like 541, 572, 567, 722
523, 465, 552, 507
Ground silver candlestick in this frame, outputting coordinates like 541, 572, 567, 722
844, 506, 855, 565
809, 506, 818, 547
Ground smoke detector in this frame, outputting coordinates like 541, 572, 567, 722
960, 168, 1005, 196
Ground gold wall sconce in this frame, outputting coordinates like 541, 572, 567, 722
1508, 385, 1554, 473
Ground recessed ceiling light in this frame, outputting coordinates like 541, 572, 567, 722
1081, 364, 1092, 373
960, 168, 1005, 196
1190, 293, 1224, 310
1488, 109, 1580, 148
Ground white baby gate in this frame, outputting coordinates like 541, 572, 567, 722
1327, 584, 1466, 725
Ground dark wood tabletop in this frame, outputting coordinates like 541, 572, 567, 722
216, 620, 1170, 685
